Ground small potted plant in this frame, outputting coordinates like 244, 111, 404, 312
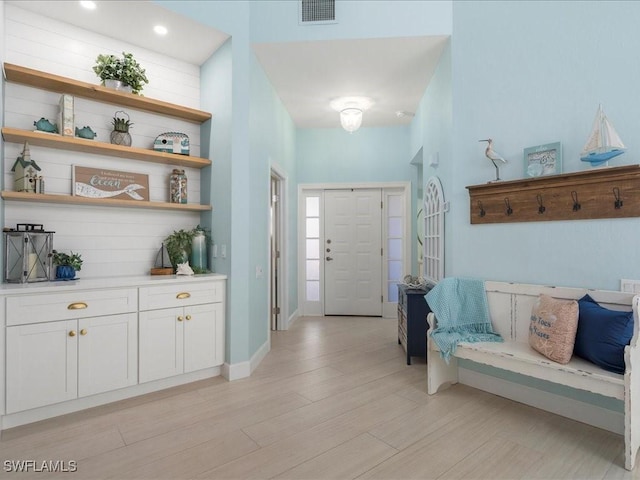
110, 111, 133, 146
52, 250, 83, 280
92, 52, 149, 95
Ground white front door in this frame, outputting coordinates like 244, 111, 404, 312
324, 189, 382, 316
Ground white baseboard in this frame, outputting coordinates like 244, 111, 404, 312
287, 308, 299, 329
250, 337, 270, 374
1, 367, 222, 430
459, 368, 624, 435
223, 337, 271, 381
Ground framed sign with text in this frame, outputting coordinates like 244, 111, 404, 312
73, 166, 149, 201
524, 142, 562, 178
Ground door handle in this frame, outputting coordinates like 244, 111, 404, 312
326, 256, 333, 261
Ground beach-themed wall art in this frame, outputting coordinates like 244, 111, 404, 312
524, 142, 562, 178
72, 166, 149, 201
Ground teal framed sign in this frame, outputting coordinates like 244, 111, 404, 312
524, 142, 562, 177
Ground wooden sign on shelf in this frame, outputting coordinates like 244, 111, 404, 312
72, 166, 149, 201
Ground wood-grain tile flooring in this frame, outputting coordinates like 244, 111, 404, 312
0, 316, 635, 479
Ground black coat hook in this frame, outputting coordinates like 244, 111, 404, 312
613, 187, 623, 209
477, 200, 486, 217
537, 194, 546, 214
571, 191, 581, 211
504, 198, 513, 216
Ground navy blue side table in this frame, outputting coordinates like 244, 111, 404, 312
397, 284, 432, 365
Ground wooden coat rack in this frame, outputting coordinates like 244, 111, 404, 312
467, 164, 640, 224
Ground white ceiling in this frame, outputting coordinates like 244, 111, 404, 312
9, 1, 449, 130
253, 36, 449, 129
7, 0, 230, 65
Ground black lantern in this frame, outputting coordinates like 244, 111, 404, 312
4, 224, 54, 283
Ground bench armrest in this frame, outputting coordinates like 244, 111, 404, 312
427, 312, 437, 330
630, 295, 640, 350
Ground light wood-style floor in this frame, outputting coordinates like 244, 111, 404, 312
0, 315, 637, 479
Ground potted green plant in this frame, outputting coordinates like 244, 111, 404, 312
110, 111, 133, 146
93, 52, 149, 94
52, 250, 83, 280
164, 225, 211, 274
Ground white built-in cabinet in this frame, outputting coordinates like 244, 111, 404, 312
139, 281, 225, 383
1, 275, 226, 428
139, 304, 223, 383
6, 313, 137, 413
5, 287, 138, 413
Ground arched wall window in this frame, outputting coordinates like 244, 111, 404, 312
423, 176, 446, 284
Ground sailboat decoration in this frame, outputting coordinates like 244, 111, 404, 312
150, 243, 174, 275
580, 105, 625, 167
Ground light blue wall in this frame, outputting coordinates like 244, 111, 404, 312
410, 41, 452, 275
248, 52, 297, 354
200, 38, 233, 358
444, 0, 640, 412
161, 0, 254, 364
450, 0, 640, 291
250, 0, 452, 42
161, 1, 299, 365
297, 126, 411, 184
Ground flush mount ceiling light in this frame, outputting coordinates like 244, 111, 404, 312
330, 96, 374, 133
154, 25, 168, 36
79, 1, 97, 10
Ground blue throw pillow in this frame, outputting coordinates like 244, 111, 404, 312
574, 294, 634, 374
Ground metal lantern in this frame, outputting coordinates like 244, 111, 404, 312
4, 224, 54, 283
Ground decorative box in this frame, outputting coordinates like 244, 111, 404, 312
153, 132, 190, 155
58, 94, 74, 136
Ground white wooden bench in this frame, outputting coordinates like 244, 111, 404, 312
426, 281, 640, 470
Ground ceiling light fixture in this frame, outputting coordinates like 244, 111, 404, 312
153, 25, 168, 36
79, 1, 97, 10
330, 96, 374, 133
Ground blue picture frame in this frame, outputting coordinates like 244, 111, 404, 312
524, 142, 562, 177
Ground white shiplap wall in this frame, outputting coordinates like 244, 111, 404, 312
3, 4, 209, 278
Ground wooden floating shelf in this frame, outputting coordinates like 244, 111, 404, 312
1, 191, 212, 212
3, 63, 212, 124
467, 164, 640, 224
2, 128, 212, 169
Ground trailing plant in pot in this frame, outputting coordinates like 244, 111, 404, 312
52, 250, 83, 279
93, 52, 149, 94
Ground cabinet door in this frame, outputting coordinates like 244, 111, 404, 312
139, 307, 184, 383
184, 303, 224, 373
78, 313, 138, 397
6, 320, 78, 413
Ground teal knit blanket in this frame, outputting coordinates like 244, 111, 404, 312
426, 277, 503, 362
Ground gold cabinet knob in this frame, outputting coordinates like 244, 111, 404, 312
177, 316, 184, 322
176, 292, 191, 300
185, 315, 192, 321
69, 330, 77, 337
80, 329, 88, 336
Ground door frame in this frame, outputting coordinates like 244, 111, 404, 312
269, 165, 289, 330
298, 182, 411, 318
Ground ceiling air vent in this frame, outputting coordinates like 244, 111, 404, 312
300, 0, 337, 24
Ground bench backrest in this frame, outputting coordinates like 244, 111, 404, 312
484, 281, 635, 343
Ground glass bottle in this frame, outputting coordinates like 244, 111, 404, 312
169, 169, 187, 204
190, 230, 206, 272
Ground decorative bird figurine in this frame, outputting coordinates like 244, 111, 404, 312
479, 138, 507, 182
